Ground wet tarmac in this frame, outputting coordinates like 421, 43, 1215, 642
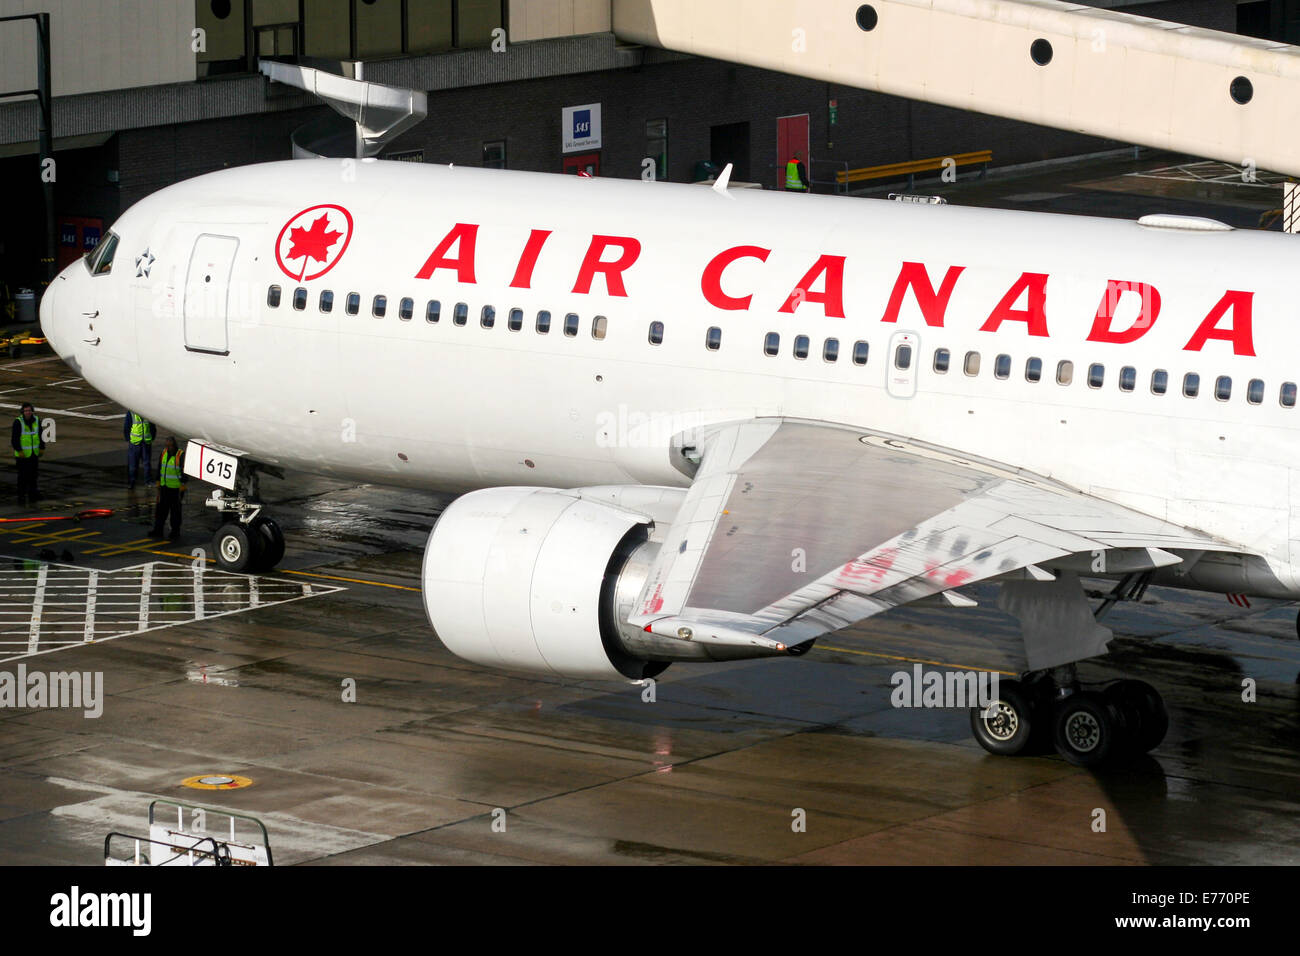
3, 153, 1300, 866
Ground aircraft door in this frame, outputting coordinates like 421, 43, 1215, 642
183, 234, 237, 355
886, 331, 918, 399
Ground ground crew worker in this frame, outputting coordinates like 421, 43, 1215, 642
149, 437, 186, 540
785, 151, 809, 192
11, 401, 45, 505
123, 410, 155, 489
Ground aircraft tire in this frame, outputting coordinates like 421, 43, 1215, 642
250, 517, 285, 572
970, 679, 1038, 756
213, 522, 258, 574
1105, 679, 1168, 754
1053, 692, 1125, 767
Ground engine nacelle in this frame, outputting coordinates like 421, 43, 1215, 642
422, 487, 672, 681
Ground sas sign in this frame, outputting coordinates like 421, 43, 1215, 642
562, 103, 601, 153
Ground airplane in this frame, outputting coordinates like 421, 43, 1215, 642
37, 154, 1300, 769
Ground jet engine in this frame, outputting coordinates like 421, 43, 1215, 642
421, 486, 667, 680
422, 486, 788, 680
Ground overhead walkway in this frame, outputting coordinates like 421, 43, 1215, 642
614, 0, 1300, 178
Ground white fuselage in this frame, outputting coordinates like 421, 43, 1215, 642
40, 159, 1300, 592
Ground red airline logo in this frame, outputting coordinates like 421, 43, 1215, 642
276, 204, 353, 282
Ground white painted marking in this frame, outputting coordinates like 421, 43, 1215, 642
0, 356, 63, 368
27, 565, 47, 653
0, 556, 344, 662
0, 401, 120, 421
138, 564, 152, 630
83, 569, 98, 641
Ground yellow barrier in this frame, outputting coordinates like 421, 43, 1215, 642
837, 150, 992, 185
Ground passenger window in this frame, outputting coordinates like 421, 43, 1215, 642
592, 315, 608, 340
346, 293, 360, 315
895, 344, 912, 369
399, 297, 414, 321
1282, 382, 1297, 407
1183, 372, 1200, 398
1151, 369, 1167, 394
1247, 379, 1264, 405
852, 341, 869, 365
993, 354, 1010, 379
536, 310, 551, 334
293, 287, 307, 310
1215, 375, 1231, 401
1087, 363, 1104, 388
963, 351, 980, 376
564, 312, 579, 337
508, 308, 523, 331
794, 335, 810, 360
453, 302, 468, 326
823, 337, 839, 363
481, 305, 495, 329
933, 348, 949, 373
1056, 360, 1073, 385
648, 320, 664, 345
319, 290, 333, 313
1025, 357, 1042, 382
1119, 366, 1136, 392
267, 285, 282, 308
764, 332, 780, 357
372, 295, 387, 318
706, 326, 722, 351
425, 300, 440, 323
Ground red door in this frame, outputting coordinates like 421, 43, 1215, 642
562, 153, 600, 176
776, 114, 810, 189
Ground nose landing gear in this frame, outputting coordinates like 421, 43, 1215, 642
191, 445, 287, 574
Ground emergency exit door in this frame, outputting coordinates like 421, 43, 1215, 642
183, 234, 237, 355
886, 331, 919, 399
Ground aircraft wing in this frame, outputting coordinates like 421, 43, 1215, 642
630, 419, 1238, 658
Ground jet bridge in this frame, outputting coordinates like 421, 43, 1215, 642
613, 0, 1300, 179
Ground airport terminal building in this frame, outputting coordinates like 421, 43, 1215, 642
0, 0, 1286, 290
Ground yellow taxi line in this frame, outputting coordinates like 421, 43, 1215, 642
817, 643, 1016, 676
281, 568, 422, 591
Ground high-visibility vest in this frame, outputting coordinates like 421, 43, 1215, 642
160, 450, 183, 489
785, 159, 805, 190
129, 413, 151, 445
14, 417, 40, 458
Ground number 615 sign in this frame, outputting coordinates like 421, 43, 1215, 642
183, 440, 239, 490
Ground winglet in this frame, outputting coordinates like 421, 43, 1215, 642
712, 163, 733, 194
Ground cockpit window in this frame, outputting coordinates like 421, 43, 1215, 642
87, 231, 119, 276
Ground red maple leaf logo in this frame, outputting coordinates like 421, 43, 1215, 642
285, 214, 342, 278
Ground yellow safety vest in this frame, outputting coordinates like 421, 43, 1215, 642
785, 159, 805, 190
14, 417, 40, 458
129, 413, 151, 445
160, 450, 183, 489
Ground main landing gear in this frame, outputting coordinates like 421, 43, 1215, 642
971, 668, 1168, 767
203, 460, 286, 574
